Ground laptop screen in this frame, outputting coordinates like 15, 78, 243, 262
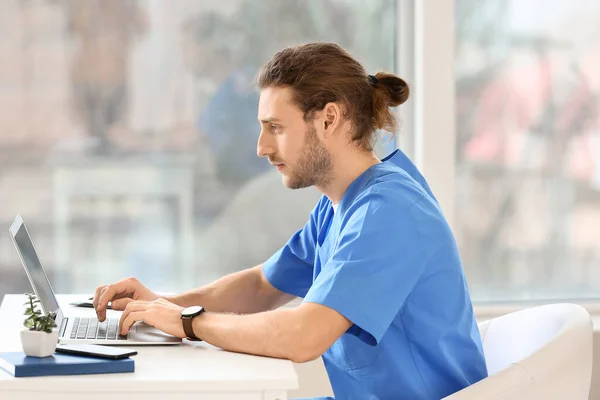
10, 215, 61, 317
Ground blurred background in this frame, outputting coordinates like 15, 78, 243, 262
0, 0, 598, 307
455, 0, 600, 301
0, 0, 397, 296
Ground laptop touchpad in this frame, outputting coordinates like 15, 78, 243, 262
129, 322, 180, 342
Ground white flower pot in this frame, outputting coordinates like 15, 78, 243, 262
20, 329, 59, 358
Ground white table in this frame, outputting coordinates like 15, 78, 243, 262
0, 295, 298, 400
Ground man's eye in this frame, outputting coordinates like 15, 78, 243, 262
271, 125, 281, 133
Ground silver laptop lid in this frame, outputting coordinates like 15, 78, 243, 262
9, 214, 64, 327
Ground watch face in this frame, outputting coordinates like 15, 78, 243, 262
182, 305, 203, 317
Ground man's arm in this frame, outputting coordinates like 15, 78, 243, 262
165, 265, 295, 314
96, 265, 297, 321
191, 302, 353, 363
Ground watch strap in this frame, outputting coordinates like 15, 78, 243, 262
182, 307, 205, 341
182, 316, 200, 341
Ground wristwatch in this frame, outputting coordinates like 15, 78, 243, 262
181, 305, 205, 341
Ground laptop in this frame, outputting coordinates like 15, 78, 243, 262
9, 214, 181, 345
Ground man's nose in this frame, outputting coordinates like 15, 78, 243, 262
257, 130, 274, 158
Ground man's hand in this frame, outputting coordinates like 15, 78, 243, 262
93, 277, 159, 322
119, 298, 186, 338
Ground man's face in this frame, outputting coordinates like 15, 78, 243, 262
257, 87, 333, 189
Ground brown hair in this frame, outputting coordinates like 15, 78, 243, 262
257, 42, 409, 151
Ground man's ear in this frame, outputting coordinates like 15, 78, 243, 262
321, 102, 342, 137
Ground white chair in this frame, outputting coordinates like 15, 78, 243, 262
444, 303, 593, 400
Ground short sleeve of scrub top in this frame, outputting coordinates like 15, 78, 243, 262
262, 197, 327, 298
304, 183, 430, 346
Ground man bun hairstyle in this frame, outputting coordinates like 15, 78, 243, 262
371, 72, 410, 134
258, 42, 410, 151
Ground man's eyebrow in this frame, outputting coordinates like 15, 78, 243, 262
259, 117, 281, 124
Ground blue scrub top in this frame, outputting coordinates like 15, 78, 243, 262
263, 149, 488, 400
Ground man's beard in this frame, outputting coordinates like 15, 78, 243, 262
280, 124, 333, 189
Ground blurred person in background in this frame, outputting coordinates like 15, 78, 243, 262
67, 0, 147, 154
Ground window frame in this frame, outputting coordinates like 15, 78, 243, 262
397, 0, 456, 229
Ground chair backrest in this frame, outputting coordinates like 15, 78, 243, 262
444, 303, 593, 400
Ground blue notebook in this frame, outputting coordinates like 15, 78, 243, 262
0, 352, 134, 377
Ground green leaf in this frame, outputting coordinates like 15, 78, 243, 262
21, 293, 57, 332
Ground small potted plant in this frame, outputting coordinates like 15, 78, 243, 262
21, 293, 58, 357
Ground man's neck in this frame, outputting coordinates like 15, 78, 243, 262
317, 148, 381, 205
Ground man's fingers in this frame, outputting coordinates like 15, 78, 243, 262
111, 298, 134, 310
120, 310, 146, 336
97, 285, 123, 321
92, 285, 107, 310
96, 285, 116, 322
96, 279, 133, 318
118, 301, 150, 332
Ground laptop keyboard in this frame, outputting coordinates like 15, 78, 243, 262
69, 317, 127, 340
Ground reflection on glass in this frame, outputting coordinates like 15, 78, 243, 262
0, 0, 397, 297
455, 0, 600, 300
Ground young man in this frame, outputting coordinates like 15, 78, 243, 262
93, 43, 488, 399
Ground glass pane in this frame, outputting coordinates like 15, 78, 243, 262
455, 0, 600, 301
0, 0, 396, 299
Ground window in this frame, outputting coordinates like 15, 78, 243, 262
455, 0, 600, 301
0, 0, 397, 298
